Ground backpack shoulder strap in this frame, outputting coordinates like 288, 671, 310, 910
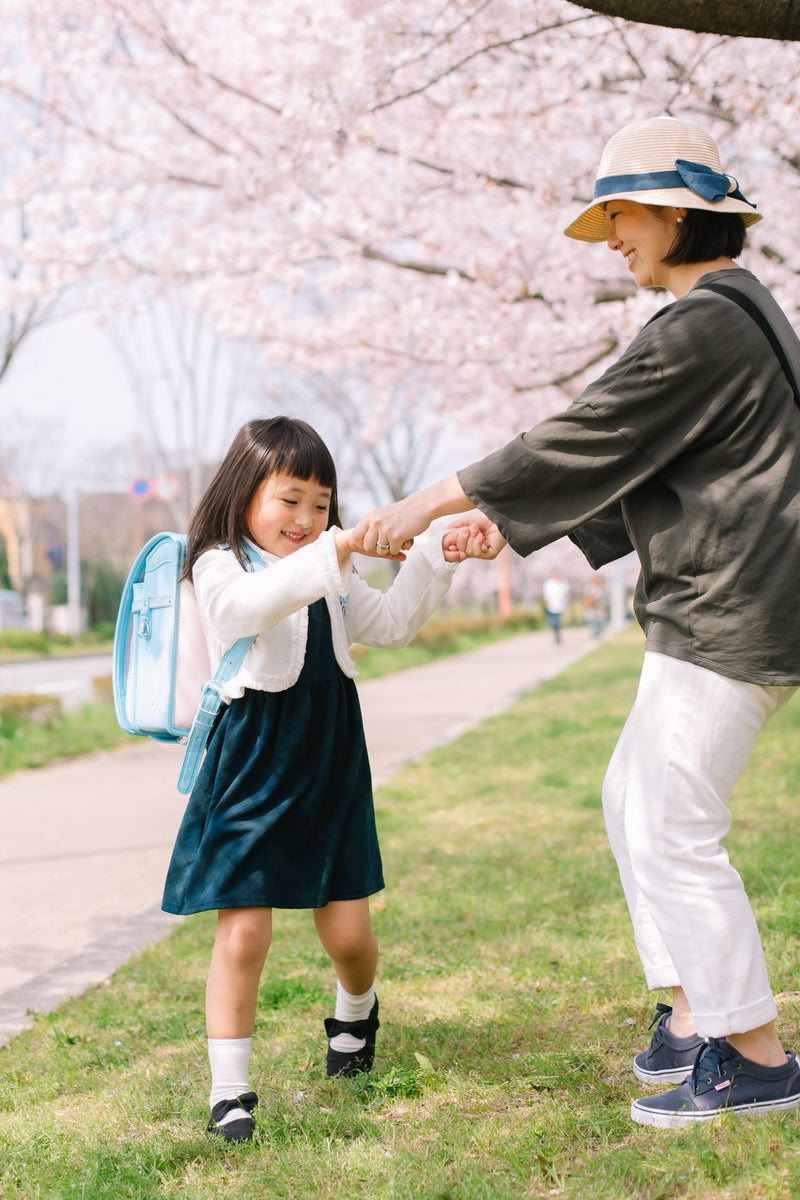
699, 281, 800, 407
176, 542, 265, 794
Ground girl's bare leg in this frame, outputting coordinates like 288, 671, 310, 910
313, 898, 378, 990
315, 898, 379, 1074
206, 907, 272, 1038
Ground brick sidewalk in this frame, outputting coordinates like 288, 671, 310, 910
0, 625, 600, 1045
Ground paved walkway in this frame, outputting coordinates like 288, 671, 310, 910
0, 626, 601, 1046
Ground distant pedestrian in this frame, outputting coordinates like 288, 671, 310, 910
161, 416, 491, 1143
582, 575, 607, 639
542, 572, 570, 643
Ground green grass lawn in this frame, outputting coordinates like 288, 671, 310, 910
3, 628, 800, 1199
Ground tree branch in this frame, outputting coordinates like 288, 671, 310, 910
512, 337, 619, 393
568, 1, 800, 42
361, 245, 477, 281
369, 16, 593, 112
375, 144, 533, 191
117, 0, 283, 113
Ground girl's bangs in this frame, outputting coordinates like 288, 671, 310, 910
267, 428, 336, 490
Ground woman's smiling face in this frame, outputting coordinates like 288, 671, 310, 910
605, 199, 681, 292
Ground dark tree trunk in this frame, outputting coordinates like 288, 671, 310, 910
570, 0, 800, 41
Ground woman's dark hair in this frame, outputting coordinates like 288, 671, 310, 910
661, 208, 746, 266
182, 416, 341, 578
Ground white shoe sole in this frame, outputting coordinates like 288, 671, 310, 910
632, 1057, 693, 1086
631, 1092, 800, 1129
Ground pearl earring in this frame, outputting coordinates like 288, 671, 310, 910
676, 216, 684, 224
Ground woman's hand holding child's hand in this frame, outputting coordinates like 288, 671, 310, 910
340, 514, 505, 566
335, 528, 408, 564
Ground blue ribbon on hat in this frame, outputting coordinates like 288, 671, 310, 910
674, 159, 751, 203
593, 158, 755, 208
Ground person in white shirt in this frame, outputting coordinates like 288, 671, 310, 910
542, 572, 570, 643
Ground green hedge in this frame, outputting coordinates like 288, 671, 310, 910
406, 608, 545, 650
0, 693, 62, 734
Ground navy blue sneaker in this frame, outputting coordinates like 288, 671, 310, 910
633, 1003, 706, 1085
631, 1038, 800, 1128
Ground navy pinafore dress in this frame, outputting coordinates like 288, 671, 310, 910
162, 599, 384, 913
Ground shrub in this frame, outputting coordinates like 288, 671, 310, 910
0, 693, 62, 735
407, 608, 544, 650
0, 629, 50, 655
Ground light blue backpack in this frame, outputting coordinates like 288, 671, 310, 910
112, 532, 263, 794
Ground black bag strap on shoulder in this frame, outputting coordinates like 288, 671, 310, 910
700, 280, 800, 408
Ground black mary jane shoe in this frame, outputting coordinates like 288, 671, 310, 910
324, 997, 380, 1078
205, 1091, 259, 1143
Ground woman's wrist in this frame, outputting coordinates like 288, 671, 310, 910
418, 475, 472, 523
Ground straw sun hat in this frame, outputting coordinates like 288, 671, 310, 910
564, 115, 761, 242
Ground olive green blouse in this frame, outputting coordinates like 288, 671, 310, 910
458, 269, 800, 685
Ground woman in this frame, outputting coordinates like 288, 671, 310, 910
353, 115, 800, 1128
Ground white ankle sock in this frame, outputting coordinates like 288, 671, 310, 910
329, 983, 375, 1053
208, 1037, 252, 1124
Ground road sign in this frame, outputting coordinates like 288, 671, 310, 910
130, 476, 152, 501
153, 474, 180, 501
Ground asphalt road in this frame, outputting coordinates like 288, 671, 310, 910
0, 654, 113, 710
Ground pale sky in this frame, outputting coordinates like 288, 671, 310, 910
4, 313, 138, 492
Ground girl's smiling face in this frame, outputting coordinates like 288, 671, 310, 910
605, 199, 682, 292
246, 471, 332, 557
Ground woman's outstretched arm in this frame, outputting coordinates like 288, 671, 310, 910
351, 474, 473, 556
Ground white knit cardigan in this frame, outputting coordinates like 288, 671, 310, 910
192, 528, 458, 701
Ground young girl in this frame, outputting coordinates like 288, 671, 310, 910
161, 416, 484, 1143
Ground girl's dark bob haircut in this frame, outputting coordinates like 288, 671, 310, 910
183, 416, 341, 578
662, 208, 746, 267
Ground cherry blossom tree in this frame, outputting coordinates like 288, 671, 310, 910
0, 26, 133, 402
2, 0, 799, 468
0, 89, 71, 385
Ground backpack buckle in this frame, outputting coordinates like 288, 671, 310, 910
137, 598, 151, 639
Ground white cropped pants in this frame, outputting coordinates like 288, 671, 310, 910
602, 651, 795, 1038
